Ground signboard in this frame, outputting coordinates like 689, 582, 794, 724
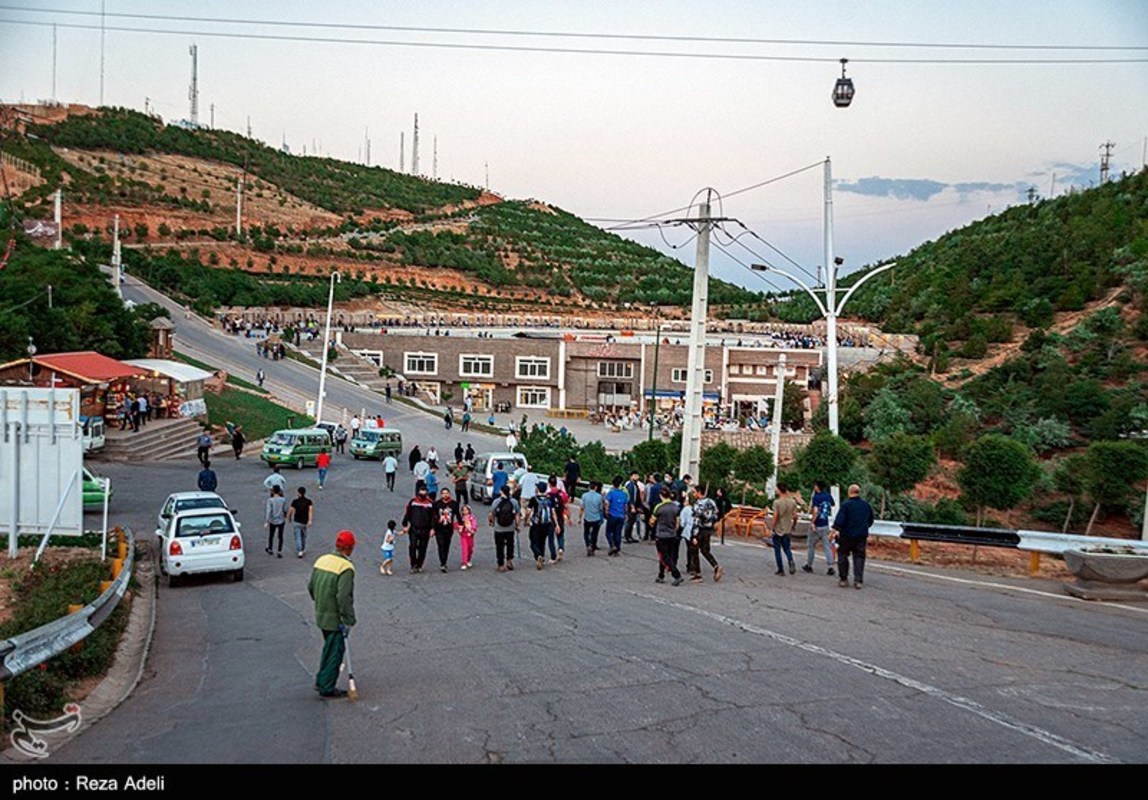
21, 220, 59, 240
178, 398, 207, 418
0, 388, 84, 552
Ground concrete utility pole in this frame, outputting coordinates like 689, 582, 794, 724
53, 188, 61, 250
210, 103, 214, 129
433, 135, 438, 180
99, 0, 105, 106
400, 132, 405, 173
51, 24, 57, 103
767, 354, 786, 497
677, 192, 715, 480
412, 113, 420, 176
188, 44, 199, 127
235, 176, 243, 236
111, 214, 122, 299
315, 271, 342, 424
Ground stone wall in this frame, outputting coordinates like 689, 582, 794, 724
700, 430, 814, 465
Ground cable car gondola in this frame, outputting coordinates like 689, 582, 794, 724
833, 58, 854, 108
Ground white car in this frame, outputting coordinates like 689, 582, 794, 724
156, 507, 245, 587
157, 491, 230, 532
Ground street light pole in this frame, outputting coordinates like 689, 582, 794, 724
648, 319, 662, 442
823, 158, 841, 438
315, 270, 341, 423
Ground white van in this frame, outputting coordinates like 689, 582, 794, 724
469, 452, 529, 504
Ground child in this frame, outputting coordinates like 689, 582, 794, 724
380, 519, 398, 575
458, 504, 478, 570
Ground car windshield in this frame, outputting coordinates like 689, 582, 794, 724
175, 497, 226, 514
175, 513, 235, 538
268, 433, 295, 446
355, 431, 381, 442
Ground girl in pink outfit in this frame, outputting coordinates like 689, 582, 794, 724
458, 504, 479, 569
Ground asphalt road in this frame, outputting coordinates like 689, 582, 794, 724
48, 278, 1148, 764
53, 450, 1148, 764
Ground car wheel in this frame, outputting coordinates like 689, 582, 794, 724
296, 457, 304, 470
168, 573, 181, 588
233, 567, 244, 582
353, 454, 360, 460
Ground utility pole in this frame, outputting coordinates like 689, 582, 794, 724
400, 132, 405, 173
246, 116, 252, 138
111, 214, 122, 298
1050, 173, 1056, 199
433, 135, 438, 180
235, 176, 243, 237
767, 354, 786, 497
1026, 186, 1037, 204
99, 0, 105, 106
210, 103, 215, 129
51, 24, 57, 103
53, 188, 62, 250
365, 127, 370, 166
412, 113, 420, 176
677, 192, 715, 480
1100, 141, 1115, 183
485, 161, 489, 190
188, 44, 199, 127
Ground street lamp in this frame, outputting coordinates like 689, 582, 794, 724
647, 304, 664, 442
315, 271, 341, 424
26, 337, 36, 382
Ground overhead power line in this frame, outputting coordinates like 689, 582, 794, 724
1, 17, 1145, 64
3, 5, 1145, 53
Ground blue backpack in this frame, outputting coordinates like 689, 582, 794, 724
532, 495, 554, 526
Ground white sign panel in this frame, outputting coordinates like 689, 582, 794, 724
0, 388, 84, 549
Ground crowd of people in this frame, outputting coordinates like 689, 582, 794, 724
117, 391, 173, 431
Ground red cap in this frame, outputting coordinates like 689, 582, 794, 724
335, 530, 356, 549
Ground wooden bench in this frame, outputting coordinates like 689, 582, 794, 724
723, 505, 769, 540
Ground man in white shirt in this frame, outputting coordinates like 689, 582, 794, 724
350, 415, 361, 438
382, 454, 398, 492
263, 465, 287, 492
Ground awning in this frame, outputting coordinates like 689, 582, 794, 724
0, 351, 145, 384
125, 359, 214, 384
644, 389, 721, 401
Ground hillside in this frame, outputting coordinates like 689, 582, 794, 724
1, 104, 762, 313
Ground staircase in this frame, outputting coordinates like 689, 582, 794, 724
93, 417, 207, 462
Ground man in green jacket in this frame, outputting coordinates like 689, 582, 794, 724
307, 530, 357, 698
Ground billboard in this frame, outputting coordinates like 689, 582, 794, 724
0, 388, 84, 554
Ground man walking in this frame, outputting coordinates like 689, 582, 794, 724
265, 486, 288, 558
803, 480, 836, 576
432, 487, 462, 572
450, 458, 472, 505
288, 486, 314, 558
488, 485, 519, 572
307, 530, 357, 699
231, 425, 246, 460
197, 459, 218, 493
691, 485, 724, 582
603, 477, 628, 556
564, 455, 581, 494
263, 464, 287, 493
316, 448, 331, 489
623, 471, 644, 543
382, 452, 398, 492
196, 428, 213, 466
769, 483, 800, 576
652, 487, 684, 586
401, 484, 435, 573
832, 484, 875, 589
525, 483, 555, 570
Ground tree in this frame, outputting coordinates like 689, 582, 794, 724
625, 440, 669, 477
733, 446, 775, 486
867, 433, 936, 517
863, 387, 911, 443
1052, 454, 1087, 533
1080, 441, 1148, 534
790, 430, 858, 491
957, 434, 1041, 526
781, 380, 807, 430
698, 442, 737, 492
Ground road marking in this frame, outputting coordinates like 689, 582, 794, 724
632, 591, 1118, 764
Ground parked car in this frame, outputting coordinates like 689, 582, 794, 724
157, 491, 230, 532
80, 415, 105, 452
468, 452, 529, 504
315, 421, 342, 444
156, 506, 245, 587
349, 428, 403, 460
260, 427, 331, 469
82, 466, 113, 509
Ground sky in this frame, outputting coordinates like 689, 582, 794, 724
1, 1, 1146, 293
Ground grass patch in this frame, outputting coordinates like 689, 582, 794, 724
204, 386, 313, 440
174, 350, 269, 394
1, 556, 129, 722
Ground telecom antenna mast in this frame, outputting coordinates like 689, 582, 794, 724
188, 44, 199, 127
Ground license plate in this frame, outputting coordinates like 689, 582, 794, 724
192, 537, 220, 548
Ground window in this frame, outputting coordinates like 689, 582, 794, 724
517, 386, 551, 408
597, 361, 634, 379
405, 352, 438, 375
755, 365, 769, 376
516, 356, 550, 380
671, 368, 713, 384
729, 364, 741, 376
459, 354, 494, 378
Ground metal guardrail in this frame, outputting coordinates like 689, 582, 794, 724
0, 527, 135, 682
864, 519, 1148, 555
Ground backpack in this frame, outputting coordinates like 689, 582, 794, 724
695, 497, 719, 530
532, 495, 554, 526
494, 497, 517, 528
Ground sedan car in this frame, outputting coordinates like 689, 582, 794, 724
157, 491, 229, 532
156, 507, 245, 587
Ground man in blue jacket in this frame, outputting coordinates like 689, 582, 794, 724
832, 484, 875, 589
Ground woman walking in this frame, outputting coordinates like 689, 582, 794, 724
432, 487, 462, 573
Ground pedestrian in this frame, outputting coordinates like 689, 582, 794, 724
350, 414, 361, 438
288, 486, 314, 558
804, 480, 836, 576
488, 485, 519, 572
307, 530, 357, 699
130, 395, 141, 432
443, 408, 453, 429
334, 425, 348, 455
382, 452, 398, 492
137, 393, 149, 426
256, 368, 265, 388
487, 411, 496, 427
454, 442, 464, 464
380, 519, 398, 575
768, 483, 800, 576
431, 487, 461, 572
264, 464, 287, 492
832, 484, 875, 589
461, 411, 471, 432
505, 431, 518, 452
385, 384, 392, 404
691, 484, 724, 582
265, 485, 288, 558
197, 459, 218, 493
580, 480, 604, 556
623, 471, 644, 543
526, 483, 556, 570
652, 487, 684, 586
317, 448, 331, 489
413, 456, 430, 488
450, 458, 472, 505
231, 425, 246, 460
545, 475, 571, 563
681, 490, 702, 581
604, 476, 628, 556
458, 503, 478, 570
408, 444, 422, 473
426, 446, 439, 470
464, 443, 475, 463
401, 484, 434, 573
491, 460, 509, 499
196, 428, 213, 466
564, 455, 581, 493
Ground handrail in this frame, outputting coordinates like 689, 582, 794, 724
0, 527, 135, 682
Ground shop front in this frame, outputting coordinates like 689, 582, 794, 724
125, 359, 213, 419
0, 351, 144, 424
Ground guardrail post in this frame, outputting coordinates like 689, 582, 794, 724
111, 558, 123, 580
117, 538, 128, 561
1029, 551, 1041, 576
68, 603, 84, 652
909, 539, 919, 563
